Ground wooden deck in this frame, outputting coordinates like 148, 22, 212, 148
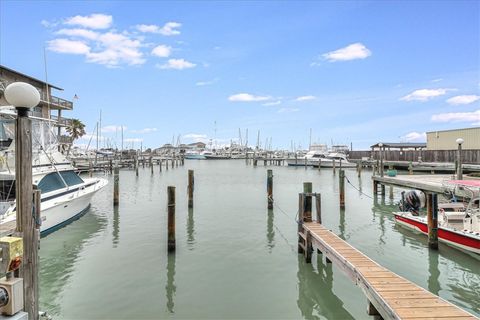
0, 220, 17, 237
301, 222, 477, 320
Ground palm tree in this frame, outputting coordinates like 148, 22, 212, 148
65, 119, 86, 155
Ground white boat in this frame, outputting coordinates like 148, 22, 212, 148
0, 116, 108, 236
314, 152, 357, 168
394, 181, 480, 256
184, 150, 206, 160
286, 149, 328, 167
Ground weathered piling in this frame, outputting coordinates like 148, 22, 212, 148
135, 156, 139, 177
89, 161, 93, 177
166, 157, 169, 170
357, 162, 362, 177
159, 159, 162, 172
339, 169, 345, 209
150, 156, 154, 175
253, 158, 257, 166
113, 165, 119, 206
267, 169, 273, 209
427, 193, 439, 250
332, 159, 336, 174
188, 170, 194, 208
315, 193, 322, 224
408, 162, 413, 175
167, 186, 176, 252
303, 182, 312, 220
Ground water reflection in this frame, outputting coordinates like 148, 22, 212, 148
39, 211, 107, 316
112, 205, 119, 248
267, 208, 275, 252
297, 255, 354, 319
187, 208, 195, 249
428, 249, 440, 295
166, 253, 176, 313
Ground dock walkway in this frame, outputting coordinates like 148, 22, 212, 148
301, 222, 477, 320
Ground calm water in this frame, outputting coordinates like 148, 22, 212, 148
39, 160, 480, 319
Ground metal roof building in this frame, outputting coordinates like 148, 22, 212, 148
426, 127, 480, 150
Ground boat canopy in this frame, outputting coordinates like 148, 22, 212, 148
447, 180, 480, 188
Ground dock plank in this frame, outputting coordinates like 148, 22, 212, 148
302, 222, 476, 320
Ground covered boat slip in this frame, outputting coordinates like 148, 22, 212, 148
299, 222, 477, 320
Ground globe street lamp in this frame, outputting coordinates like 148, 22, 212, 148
456, 138, 464, 180
4, 81, 40, 320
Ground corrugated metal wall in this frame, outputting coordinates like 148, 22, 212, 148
427, 127, 480, 150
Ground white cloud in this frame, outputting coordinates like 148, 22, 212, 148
322, 43, 371, 62
86, 31, 145, 66
228, 93, 271, 102
47, 39, 90, 54
130, 128, 158, 134
278, 107, 299, 113
157, 59, 196, 70
64, 13, 113, 29
151, 45, 172, 58
263, 101, 281, 106
295, 95, 316, 102
431, 78, 443, 83
431, 110, 480, 123
136, 22, 182, 36
56, 28, 99, 40
401, 131, 426, 142
196, 78, 218, 86
124, 138, 143, 143
101, 125, 124, 133
183, 133, 208, 142
446, 95, 480, 105
401, 88, 450, 102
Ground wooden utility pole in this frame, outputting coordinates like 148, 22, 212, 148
7, 82, 40, 320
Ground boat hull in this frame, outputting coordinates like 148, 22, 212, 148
184, 154, 206, 160
394, 212, 480, 255
315, 161, 357, 168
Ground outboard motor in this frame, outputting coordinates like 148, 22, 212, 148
399, 190, 426, 216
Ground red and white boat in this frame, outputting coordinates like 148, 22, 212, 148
394, 180, 480, 256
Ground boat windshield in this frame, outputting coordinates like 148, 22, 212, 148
0, 120, 14, 150
38, 171, 84, 193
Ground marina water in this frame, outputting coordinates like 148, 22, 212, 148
39, 161, 480, 319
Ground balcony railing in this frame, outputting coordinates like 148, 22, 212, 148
39, 91, 73, 110
50, 115, 73, 127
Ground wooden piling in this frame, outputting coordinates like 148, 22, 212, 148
135, 156, 139, 176
188, 170, 194, 208
427, 193, 439, 250
304, 157, 307, 169
166, 157, 169, 170
303, 182, 312, 221
253, 158, 257, 166
298, 193, 305, 254
332, 159, 336, 174
315, 193, 322, 224
267, 169, 273, 209
373, 181, 378, 195
150, 157, 154, 175
357, 162, 362, 177
159, 159, 162, 172
113, 165, 119, 206
339, 169, 345, 209
318, 159, 321, 171
167, 186, 176, 252
389, 185, 394, 199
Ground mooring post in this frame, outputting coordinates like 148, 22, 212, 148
304, 157, 307, 169
188, 170, 194, 208
315, 193, 322, 224
305, 230, 312, 263
150, 156, 154, 175
135, 156, 139, 177
332, 159, 336, 174
113, 163, 119, 206
456, 138, 463, 180
167, 186, 176, 252
267, 169, 273, 209
427, 193, 439, 250
166, 157, 169, 170
339, 159, 342, 170
303, 182, 313, 221
357, 162, 362, 177
159, 159, 162, 172
373, 180, 378, 196
253, 157, 257, 166
339, 169, 345, 209
109, 159, 113, 174
297, 193, 305, 254
89, 161, 93, 178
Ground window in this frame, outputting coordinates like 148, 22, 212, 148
60, 171, 84, 186
38, 172, 65, 193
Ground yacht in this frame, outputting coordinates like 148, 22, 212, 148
314, 152, 357, 168
0, 115, 108, 236
184, 150, 206, 160
286, 150, 328, 167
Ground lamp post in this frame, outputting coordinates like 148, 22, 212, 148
5, 82, 40, 320
456, 138, 464, 180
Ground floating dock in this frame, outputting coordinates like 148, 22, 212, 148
299, 222, 477, 320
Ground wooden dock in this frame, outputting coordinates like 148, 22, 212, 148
372, 174, 478, 199
300, 222, 477, 320
0, 220, 17, 237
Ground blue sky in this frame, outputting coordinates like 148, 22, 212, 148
1, 1, 479, 150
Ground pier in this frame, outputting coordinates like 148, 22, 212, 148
372, 174, 476, 198
299, 221, 477, 320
